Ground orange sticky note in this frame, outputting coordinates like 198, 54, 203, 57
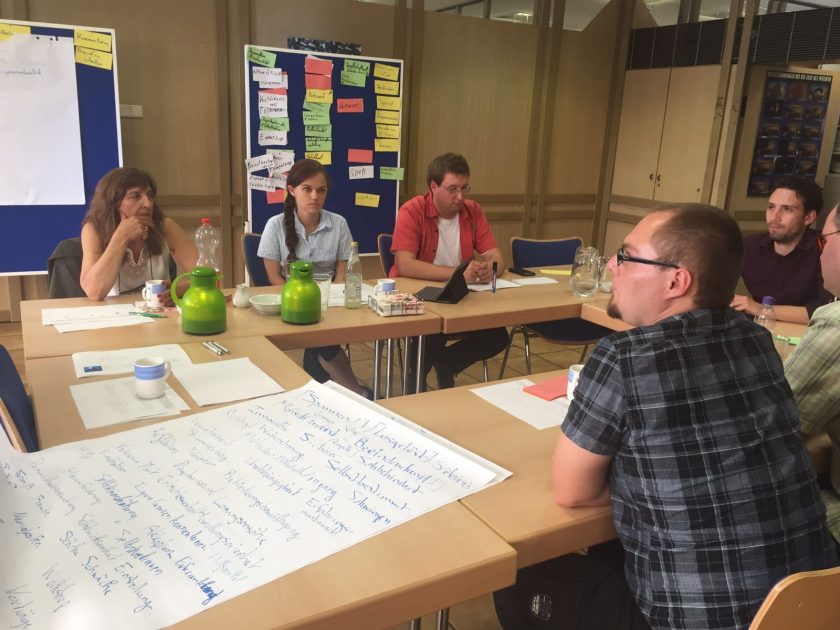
523, 376, 568, 401
305, 73, 332, 90
266, 189, 286, 204
337, 98, 364, 113
260, 87, 287, 95
304, 56, 333, 76
348, 148, 373, 163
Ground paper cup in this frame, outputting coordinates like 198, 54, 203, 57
567, 364, 584, 401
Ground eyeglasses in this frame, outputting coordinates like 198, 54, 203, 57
816, 229, 840, 252
438, 184, 471, 196
615, 247, 679, 269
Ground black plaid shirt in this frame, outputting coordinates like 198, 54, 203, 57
562, 307, 837, 629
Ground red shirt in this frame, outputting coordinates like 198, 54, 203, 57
390, 193, 497, 278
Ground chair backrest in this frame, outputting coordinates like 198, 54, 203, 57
510, 236, 583, 269
0, 399, 25, 452
0, 345, 37, 452
749, 566, 840, 630
47, 237, 87, 298
242, 233, 270, 287
377, 233, 395, 276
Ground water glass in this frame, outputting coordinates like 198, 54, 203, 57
313, 273, 332, 311
570, 246, 599, 298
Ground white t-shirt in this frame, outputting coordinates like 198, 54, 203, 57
433, 216, 461, 267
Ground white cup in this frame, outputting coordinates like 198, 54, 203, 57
141, 279, 167, 308
375, 279, 396, 294
313, 273, 332, 311
134, 357, 171, 399
567, 363, 584, 401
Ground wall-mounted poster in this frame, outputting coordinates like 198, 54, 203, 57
748, 70, 831, 197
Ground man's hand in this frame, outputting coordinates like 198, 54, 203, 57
466, 260, 493, 283
730, 294, 759, 316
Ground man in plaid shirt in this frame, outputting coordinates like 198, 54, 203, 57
552, 204, 836, 629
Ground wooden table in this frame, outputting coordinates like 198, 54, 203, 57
380, 371, 616, 569
26, 337, 517, 629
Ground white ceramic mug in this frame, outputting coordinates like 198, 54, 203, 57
141, 279, 167, 308
134, 357, 171, 399
567, 363, 584, 401
375, 279, 396, 294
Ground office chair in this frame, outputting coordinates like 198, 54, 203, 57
749, 565, 840, 629
0, 345, 38, 452
377, 233, 395, 276
47, 237, 86, 298
242, 233, 271, 287
498, 236, 612, 379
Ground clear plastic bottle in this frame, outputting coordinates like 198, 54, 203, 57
194, 218, 220, 272
344, 241, 362, 309
754, 295, 776, 334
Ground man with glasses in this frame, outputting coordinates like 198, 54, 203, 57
785, 205, 840, 549
391, 152, 507, 389
732, 175, 831, 324
496, 204, 836, 630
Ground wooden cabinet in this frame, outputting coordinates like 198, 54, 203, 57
612, 66, 720, 203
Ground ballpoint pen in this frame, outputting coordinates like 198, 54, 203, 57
209, 341, 231, 355
129, 311, 167, 318
202, 341, 223, 356
491, 262, 497, 294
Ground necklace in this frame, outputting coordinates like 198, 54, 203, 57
125, 247, 148, 269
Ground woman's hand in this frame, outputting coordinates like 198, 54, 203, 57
115, 214, 154, 244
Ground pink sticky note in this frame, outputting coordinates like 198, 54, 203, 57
305, 73, 332, 90
337, 98, 364, 113
259, 87, 287, 95
304, 57, 333, 76
347, 148, 373, 163
523, 376, 568, 401
266, 189, 287, 205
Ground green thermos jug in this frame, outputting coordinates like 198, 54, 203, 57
170, 267, 227, 334
281, 261, 321, 325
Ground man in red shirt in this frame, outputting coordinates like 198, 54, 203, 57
391, 153, 508, 389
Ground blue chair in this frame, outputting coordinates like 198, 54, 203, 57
0, 345, 38, 452
377, 233, 395, 276
498, 236, 613, 379
242, 233, 270, 287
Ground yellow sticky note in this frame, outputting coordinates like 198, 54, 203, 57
75, 46, 113, 70
375, 109, 400, 125
374, 79, 399, 95
376, 95, 400, 111
306, 88, 333, 104
376, 124, 400, 139
355, 192, 380, 208
0, 23, 30, 41
305, 151, 332, 166
375, 138, 400, 152
373, 63, 399, 81
540, 269, 571, 276
74, 29, 111, 52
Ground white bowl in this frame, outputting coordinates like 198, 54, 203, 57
249, 293, 281, 315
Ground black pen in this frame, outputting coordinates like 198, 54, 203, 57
491, 262, 498, 294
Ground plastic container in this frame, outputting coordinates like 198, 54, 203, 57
194, 218, 221, 273
754, 296, 776, 334
344, 241, 362, 309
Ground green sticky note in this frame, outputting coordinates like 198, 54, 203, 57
303, 101, 330, 113
341, 70, 366, 88
305, 137, 333, 152
344, 59, 370, 75
259, 116, 290, 132
247, 46, 276, 67
302, 110, 330, 126
304, 124, 332, 138
380, 166, 404, 181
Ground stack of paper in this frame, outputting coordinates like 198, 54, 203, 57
42, 304, 153, 332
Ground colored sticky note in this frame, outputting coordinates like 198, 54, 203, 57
302, 110, 330, 126
258, 130, 288, 146
0, 23, 30, 40
355, 192, 380, 208
75, 46, 112, 70
304, 124, 332, 138
259, 86, 287, 95
380, 166, 405, 181
305, 151, 332, 166
376, 124, 400, 139
375, 138, 400, 152
305, 137, 332, 152
344, 59, 370, 75
74, 29, 111, 52
267, 189, 287, 205
305, 73, 332, 90
303, 101, 330, 113
376, 95, 400, 111
340, 70, 366, 88
259, 116, 290, 132
349, 165, 375, 180
523, 376, 567, 401
306, 88, 333, 104
337, 98, 364, 113
248, 46, 277, 67
304, 56, 333, 76
374, 63, 399, 81
374, 79, 399, 95
375, 109, 400, 125
348, 149, 374, 163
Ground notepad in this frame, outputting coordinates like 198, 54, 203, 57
523, 375, 568, 401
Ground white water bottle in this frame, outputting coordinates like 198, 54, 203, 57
754, 296, 776, 334
194, 218, 220, 270
344, 241, 362, 309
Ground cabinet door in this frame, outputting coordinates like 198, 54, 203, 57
612, 68, 670, 199
655, 65, 721, 202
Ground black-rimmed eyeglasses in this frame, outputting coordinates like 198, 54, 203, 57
817, 229, 840, 252
615, 247, 679, 269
